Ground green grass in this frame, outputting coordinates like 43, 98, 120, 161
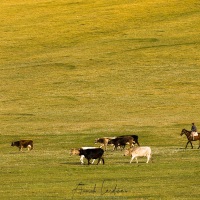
1, 0, 200, 199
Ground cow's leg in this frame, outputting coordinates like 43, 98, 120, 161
96, 158, 101, 165
101, 157, 105, 165
97, 158, 104, 165
104, 143, 107, 151
91, 159, 95, 164
19, 146, 23, 151
130, 156, 135, 163
135, 157, 138, 163
80, 155, 84, 164
27, 145, 31, 151
146, 155, 150, 163
121, 145, 126, 150
87, 158, 91, 165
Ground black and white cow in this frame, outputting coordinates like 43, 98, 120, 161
70, 147, 98, 164
79, 148, 105, 165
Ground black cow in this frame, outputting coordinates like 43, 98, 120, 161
108, 136, 134, 150
79, 148, 104, 165
11, 140, 33, 151
118, 135, 140, 146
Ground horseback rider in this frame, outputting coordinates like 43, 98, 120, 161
191, 123, 198, 140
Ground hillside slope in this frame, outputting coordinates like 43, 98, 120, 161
1, 0, 200, 135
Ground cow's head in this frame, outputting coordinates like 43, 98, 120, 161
94, 138, 101, 144
124, 148, 131, 156
70, 148, 80, 156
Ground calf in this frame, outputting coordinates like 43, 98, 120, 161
108, 136, 134, 150
79, 148, 105, 165
70, 147, 97, 164
11, 140, 33, 151
124, 146, 151, 163
94, 137, 116, 151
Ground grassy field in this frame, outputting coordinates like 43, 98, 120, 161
1, 0, 200, 199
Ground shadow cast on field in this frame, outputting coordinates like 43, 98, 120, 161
105, 160, 153, 167
60, 162, 106, 166
9, 151, 29, 154
60, 162, 81, 165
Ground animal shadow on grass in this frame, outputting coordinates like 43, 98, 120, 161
60, 161, 81, 165
122, 157, 154, 165
9, 151, 29, 154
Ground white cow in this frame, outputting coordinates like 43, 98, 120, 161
124, 146, 152, 164
70, 147, 98, 164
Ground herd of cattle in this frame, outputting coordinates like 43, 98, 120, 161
11, 135, 152, 165
11, 134, 152, 165
70, 135, 151, 165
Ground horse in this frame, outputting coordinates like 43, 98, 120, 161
180, 129, 200, 149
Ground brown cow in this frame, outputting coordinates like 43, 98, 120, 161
108, 136, 134, 150
118, 135, 140, 146
11, 140, 33, 151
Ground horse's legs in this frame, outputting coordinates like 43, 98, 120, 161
190, 141, 193, 149
185, 141, 189, 149
185, 141, 193, 149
